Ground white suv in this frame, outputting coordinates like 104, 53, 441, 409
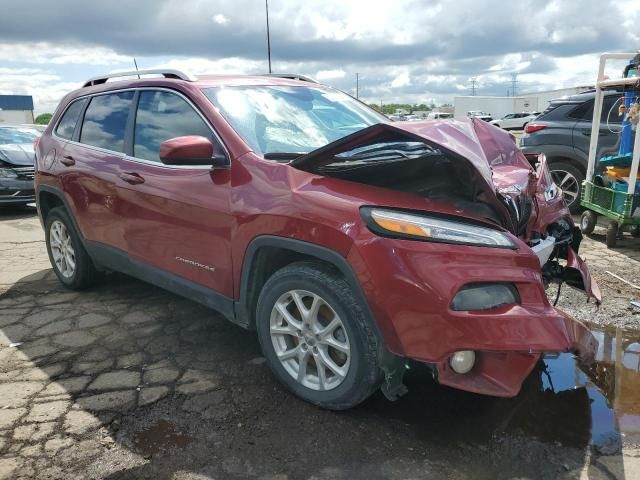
490, 112, 539, 130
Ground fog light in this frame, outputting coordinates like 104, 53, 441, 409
449, 350, 476, 374
451, 283, 519, 311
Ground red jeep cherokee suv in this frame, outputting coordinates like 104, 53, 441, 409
35, 70, 600, 409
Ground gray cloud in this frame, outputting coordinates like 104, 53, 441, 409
0, 0, 638, 106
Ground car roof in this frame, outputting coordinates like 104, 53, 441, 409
549, 89, 619, 105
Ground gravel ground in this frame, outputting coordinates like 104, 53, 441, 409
1, 207, 639, 480
554, 223, 640, 328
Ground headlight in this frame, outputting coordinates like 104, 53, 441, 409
0, 168, 18, 179
362, 208, 517, 248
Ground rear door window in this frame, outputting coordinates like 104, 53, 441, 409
55, 99, 87, 140
133, 90, 214, 162
80, 91, 134, 152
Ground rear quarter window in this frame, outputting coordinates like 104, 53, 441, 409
55, 99, 87, 140
80, 91, 134, 152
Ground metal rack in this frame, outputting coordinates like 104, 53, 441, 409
82, 69, 197, 87
581, 53, 640, 247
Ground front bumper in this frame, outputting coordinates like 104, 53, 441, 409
0, 178, 35, 205
435, 308, 596, 397
348, 234, 598, 398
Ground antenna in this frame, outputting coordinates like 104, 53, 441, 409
356, 72, 360, 99
469, 77, 477, 96
133, 58, 140, 79
265, 0, 272, 73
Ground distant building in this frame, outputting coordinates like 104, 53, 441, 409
0, 95, 35, 124
453, 86, 593, 120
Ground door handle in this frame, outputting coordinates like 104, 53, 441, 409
581, 130, 591, 136
60, 155, 75, 166
119, 172, 145, 185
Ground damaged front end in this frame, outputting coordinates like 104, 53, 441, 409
291, 117, 600, 398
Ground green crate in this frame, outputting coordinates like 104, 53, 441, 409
581, 181, 640, 226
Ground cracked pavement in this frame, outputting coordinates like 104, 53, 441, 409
1, 207, 640, 479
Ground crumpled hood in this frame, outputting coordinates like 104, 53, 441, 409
0, 144, 35, 166
291, 118, 534, 230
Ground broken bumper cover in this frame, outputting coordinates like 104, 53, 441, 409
349, 234, 599, 398
435, 309, 597, 397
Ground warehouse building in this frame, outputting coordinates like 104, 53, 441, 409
0, 95, 35, 124
453, 86, 594, 120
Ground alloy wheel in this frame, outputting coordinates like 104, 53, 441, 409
270, 289, 351, 391
551, 169, 580, 206
49, 220, 76, 278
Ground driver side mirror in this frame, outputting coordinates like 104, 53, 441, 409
159, 135, 228, 167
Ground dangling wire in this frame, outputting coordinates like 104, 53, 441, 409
606, 95, 624, 134
553, 280, 563, 306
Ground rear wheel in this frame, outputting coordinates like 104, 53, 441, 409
549, 161, 584, 214
256, 261, 381, 410
580, 211, 597, 235
606, 221, 619, 249
45, 207, 97, 289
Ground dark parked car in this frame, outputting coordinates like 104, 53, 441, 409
0, 124, 41, 206
520, 91, 623, 213
35, 70, 599, 409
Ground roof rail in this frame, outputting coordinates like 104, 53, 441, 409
82, 69, 197, 88
263, 73, 319, 83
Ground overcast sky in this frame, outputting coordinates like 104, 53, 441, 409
1, 0, 639, 114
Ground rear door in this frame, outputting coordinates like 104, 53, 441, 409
571, 95, 621, 163
58, 91, 135, 251
116, 88, 234, 297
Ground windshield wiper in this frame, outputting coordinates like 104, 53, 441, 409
335, 142, 436, 162
263, 152, 305, 161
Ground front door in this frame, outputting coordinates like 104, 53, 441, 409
572, 95, 623, 163
115, 89, 234, 297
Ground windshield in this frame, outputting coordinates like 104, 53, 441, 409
203, 85, 387, 156
0, 127, 41, 145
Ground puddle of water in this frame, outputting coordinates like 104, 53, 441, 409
131, 419, 193, 457
359, 322, 640, 452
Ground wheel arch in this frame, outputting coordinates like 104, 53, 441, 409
236, 236, 380, 339
546, 155, 585, 172
37, 185, 87, 247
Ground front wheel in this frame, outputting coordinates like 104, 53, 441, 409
256, 262, 382, 410
580, 211, 597, 235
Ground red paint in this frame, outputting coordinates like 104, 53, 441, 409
35, 75, 600, 399
159, 136, 214, 164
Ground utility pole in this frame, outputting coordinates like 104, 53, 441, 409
510, 73, 518, 97
469, 77, 477, 96
265, 0, 272, 73
356, 72, 359, 99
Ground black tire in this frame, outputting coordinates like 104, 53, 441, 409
256, 261, 382, 410
549, 161, 585, 214
580, 210, 597, 235
606, 221, 619, 249
45, 206, 97, 289
631, 225, 640, 238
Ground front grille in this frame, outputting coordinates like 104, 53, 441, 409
12, 166, 35, 180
